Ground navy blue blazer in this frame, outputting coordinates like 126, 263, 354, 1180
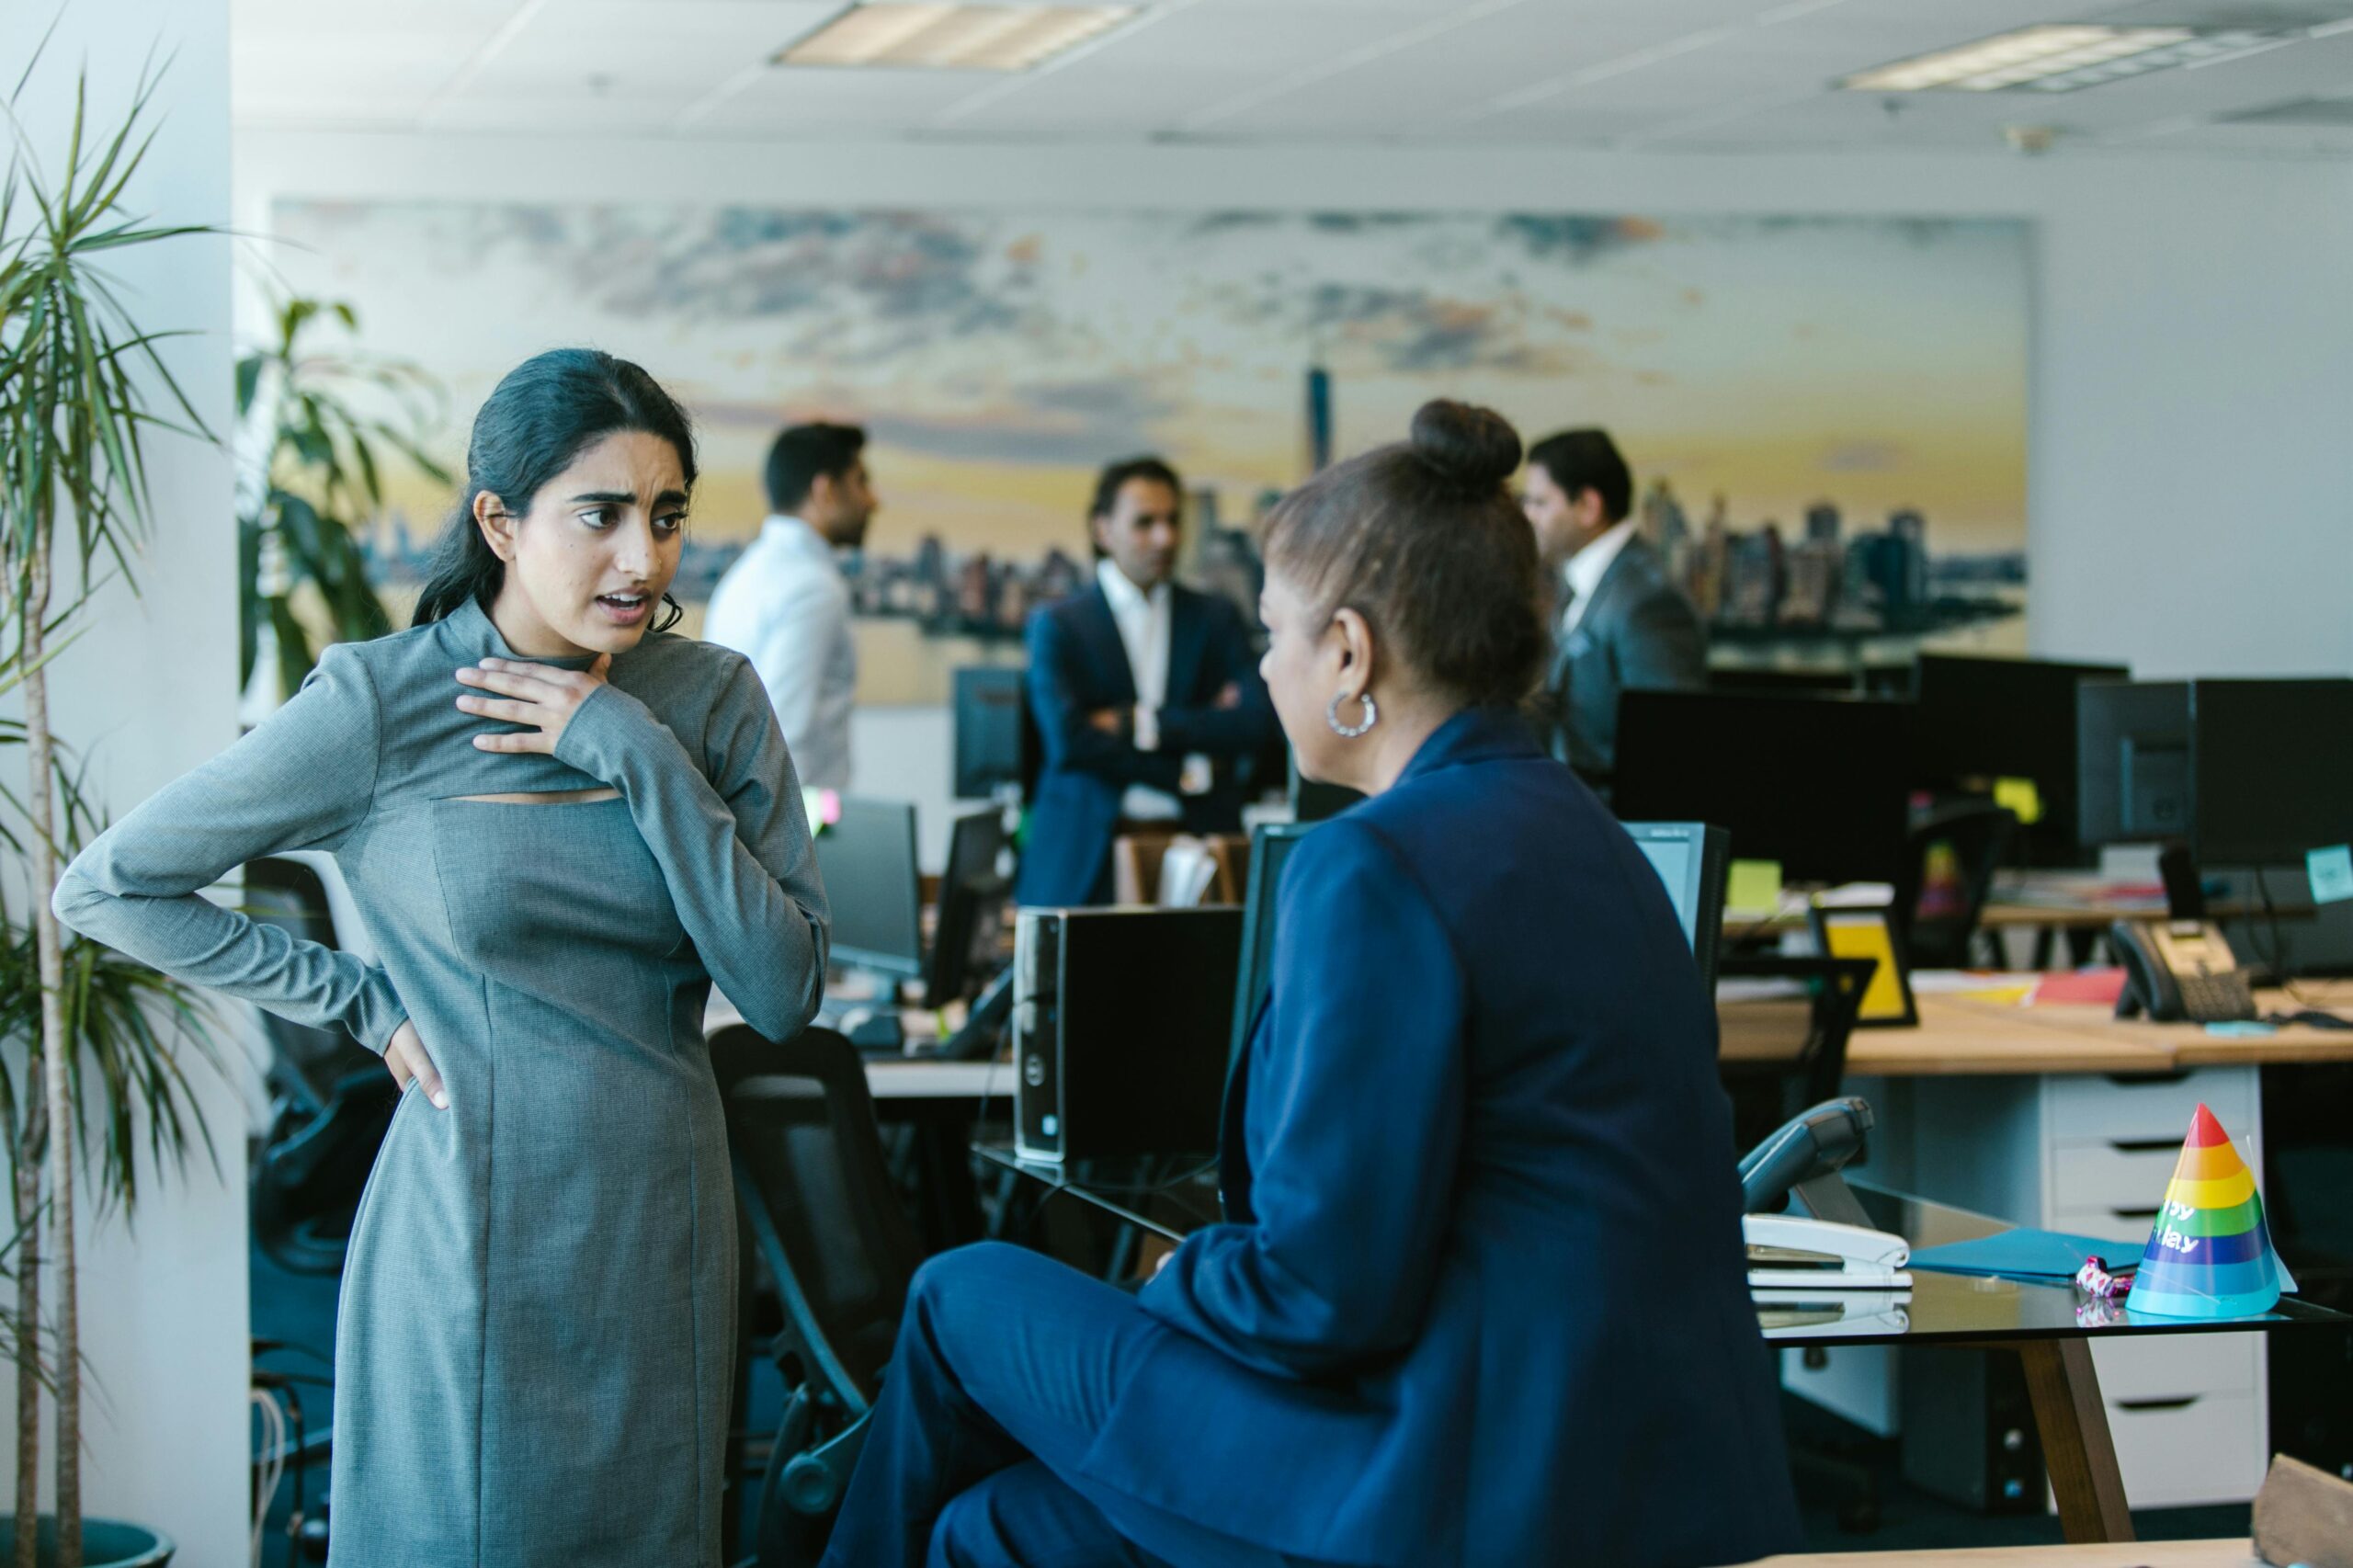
1015, 581, 1275, 907
1083, 710, 1798, 1567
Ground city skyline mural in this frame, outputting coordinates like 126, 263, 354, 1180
265, 200, 2031, 703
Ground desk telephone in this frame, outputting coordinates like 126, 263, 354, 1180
2110, 918, 2257, 1023
1737, 1097, 1912, 1292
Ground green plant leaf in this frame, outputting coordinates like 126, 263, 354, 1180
233, 353, 261, 420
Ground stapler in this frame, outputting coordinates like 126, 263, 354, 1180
1743, 1212, 1913, 1290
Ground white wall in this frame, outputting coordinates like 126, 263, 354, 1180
1, 2, 249, 1563
235, 131, 2353, 686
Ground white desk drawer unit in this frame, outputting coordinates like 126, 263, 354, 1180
1899, 1064, 2272, 1510
2090, 1330, 2261, 1402
2101, 1392, 2267, 1508
2052, 1142, 2202, 1219
2041, 1069, 2255, 1147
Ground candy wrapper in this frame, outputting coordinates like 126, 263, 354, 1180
2074, 1254, 2131, 1301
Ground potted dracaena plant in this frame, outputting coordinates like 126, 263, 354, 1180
236, 291, 449, 704
0, 44, 234, 1568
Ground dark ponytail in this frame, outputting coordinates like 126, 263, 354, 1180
415, 348, 699, 631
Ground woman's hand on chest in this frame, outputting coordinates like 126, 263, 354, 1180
454, 654, 612, 755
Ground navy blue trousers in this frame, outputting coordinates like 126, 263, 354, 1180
818, 1243, 1320, 1568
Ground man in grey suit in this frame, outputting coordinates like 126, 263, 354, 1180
1522, 428, 1707, 780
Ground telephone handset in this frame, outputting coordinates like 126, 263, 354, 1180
2111, 918, 2257, 1023
1736, 1099, 1912, 1291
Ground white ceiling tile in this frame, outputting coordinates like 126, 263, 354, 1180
485, 1, 837, 91
691, 67, 991, 133
223, 0, 2353, 157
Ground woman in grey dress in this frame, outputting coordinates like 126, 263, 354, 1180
54, 349, 829, 1566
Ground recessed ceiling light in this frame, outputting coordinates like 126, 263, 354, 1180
1842, 23, 2294, 93
778, 4, 1136, 71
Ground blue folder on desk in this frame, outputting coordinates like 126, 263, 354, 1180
1910, 1229, 2125, 1281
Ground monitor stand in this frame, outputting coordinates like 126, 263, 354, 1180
2159, 843, 2206, 922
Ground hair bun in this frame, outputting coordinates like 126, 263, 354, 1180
1409, 400, 1521, 491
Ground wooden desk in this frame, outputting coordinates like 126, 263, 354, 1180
1790, 981, 2353, 1511
1719, 976, 2353, 1078
1750, 1542, 2255, 1568
1719, 992, 2180, 1078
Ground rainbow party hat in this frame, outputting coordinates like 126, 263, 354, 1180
2130, 1103, 2297, 1320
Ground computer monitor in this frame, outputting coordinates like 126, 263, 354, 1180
952, 666, 1030, 800
813, 797, 924, 982
2191, 678, 2353, 868
2076, 681, 2190, 848
1611, 690, 1913, 888
1913, 653, 2129, 865
1621, 822, 1731, 992
2077, 678, 2353, 869
1230, 824, 1316, 1064
926, 808, 1011, 1006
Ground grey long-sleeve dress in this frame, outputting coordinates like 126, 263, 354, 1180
53, 595, 829, 1567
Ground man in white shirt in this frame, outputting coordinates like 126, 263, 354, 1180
1015, 457, 1278, 906
704, 423, 876, 791
1521, 427, 1707, 778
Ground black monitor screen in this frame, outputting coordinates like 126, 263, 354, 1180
1914, 654, 2128, 862
813, 797, 923, 980
1231, 824, 1316, 1065
926, 808, 1010, 1005
1611, 690, 1912, 887
2193, 679, 2353, 868
2076, 682, 2191, 847
953, 666, 1029, 800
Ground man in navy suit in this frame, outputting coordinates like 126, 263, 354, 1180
1015, 457, 1277, 906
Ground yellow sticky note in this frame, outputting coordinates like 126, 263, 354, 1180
1726, 858, 1783, 915
1994, 777, 2044, 826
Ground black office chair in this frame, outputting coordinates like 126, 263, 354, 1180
714, 1026, 925, 1568
1715, 955, 1876, 1157
245, 857, 397, 1277
1895, 799, 2016, 971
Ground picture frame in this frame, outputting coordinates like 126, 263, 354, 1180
1809, 901, 1919, 1028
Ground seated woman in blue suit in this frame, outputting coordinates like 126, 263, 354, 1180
821, 402, 1800, 1568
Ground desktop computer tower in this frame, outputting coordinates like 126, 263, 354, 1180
1013, 906, 1243, 1163
1898, 1346, 2047, 1516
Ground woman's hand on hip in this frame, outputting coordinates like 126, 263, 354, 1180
454, 654, 611, 754
385, 1019, 449, 1109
